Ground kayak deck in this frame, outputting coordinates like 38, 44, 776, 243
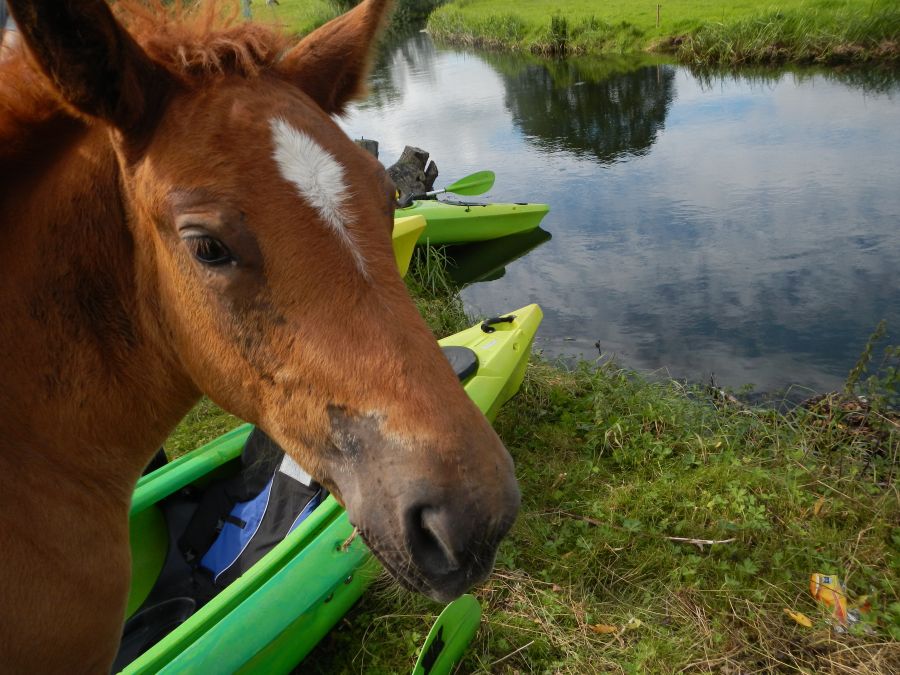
398, 199, 550, 245
123, 304, 542, 673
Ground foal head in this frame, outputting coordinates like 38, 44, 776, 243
9, 0, 519, 601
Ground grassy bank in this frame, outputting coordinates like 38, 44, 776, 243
167, 252, 899, 673
247, 0, 442, 37
427, 0, 900, 66
244, 0, 339, 36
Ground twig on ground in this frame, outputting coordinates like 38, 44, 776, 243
556, 510, 736, 550
486, 640, 535, 668
664, 535, 737, 551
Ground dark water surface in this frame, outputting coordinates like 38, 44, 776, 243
339, 34, 900, 394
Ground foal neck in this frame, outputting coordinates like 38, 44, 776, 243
0, 119, 198, 492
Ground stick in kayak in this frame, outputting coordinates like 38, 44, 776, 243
425, 170, 495, 198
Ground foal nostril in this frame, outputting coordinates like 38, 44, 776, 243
406, 505, 463, 576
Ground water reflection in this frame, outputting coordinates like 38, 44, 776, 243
688, 64, 900, 97
485, 54, 676, 163
340, 37, 900, 393
445, 228, 552, 285
362, 33, 440, 112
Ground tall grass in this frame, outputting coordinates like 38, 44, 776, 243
425, 10, 529, 51
679, 2, 900, 66
428, 0, 900, 65
427, 9, 647, 55
405, 245, 470, 338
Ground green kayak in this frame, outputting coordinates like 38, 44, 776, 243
397, 198, 550, 245
121, 304, 543, 674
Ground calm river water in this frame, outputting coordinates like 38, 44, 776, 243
339, 34, 900, 394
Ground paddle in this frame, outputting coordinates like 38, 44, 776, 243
425, 170, 495, 198
412, 594, 482, 675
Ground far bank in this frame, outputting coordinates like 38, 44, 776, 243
426, 0, 900, 66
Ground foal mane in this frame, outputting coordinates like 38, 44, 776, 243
0, 1, 292, 145
122, 0, 291, 80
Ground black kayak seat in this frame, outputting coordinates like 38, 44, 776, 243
113, 597, 196, 672
442, 346, 478, 382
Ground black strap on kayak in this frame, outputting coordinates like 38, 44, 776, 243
480, 315, 515, 333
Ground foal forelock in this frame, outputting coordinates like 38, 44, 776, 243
270, 118, 368, 278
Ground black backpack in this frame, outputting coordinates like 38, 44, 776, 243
178, 428, 324, 590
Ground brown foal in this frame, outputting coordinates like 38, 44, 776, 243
0, 1, 519, 670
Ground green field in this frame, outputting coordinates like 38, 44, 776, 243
427, 0, 900, 65
168, 252, 900, 673
235, 0, 336, 35
234, 1, 899, 65
244, 0, 442, 37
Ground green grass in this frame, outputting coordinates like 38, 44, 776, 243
250, 0, 442, 37
307, 363, 899, 672
247, 0, 341, 36
165, 397, 241, 459
166, 258, 900, 672
230, 0, 900, 65
427, 0, 900, 65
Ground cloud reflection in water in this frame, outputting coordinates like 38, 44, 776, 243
341, 35, 900, 393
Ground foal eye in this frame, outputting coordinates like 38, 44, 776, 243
185, 235, 233, 266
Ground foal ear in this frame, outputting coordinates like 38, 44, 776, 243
277, 0, 394, 116
7, 0, 170, 131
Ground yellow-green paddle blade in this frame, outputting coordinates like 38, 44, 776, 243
444, 170, 495, 196
412, 594, 481, 675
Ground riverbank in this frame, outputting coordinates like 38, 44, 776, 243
168, 253, 899, 673
427, 0, 900, 66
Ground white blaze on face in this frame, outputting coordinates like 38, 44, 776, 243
270, 117, 367, 277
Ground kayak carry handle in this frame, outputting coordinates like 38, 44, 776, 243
480, 315, 516, 333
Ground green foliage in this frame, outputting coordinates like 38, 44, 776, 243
405, 245, 470, 338
545, 14, 568, 54
846, 320, 900, 412
327, 0, 446, 29
392, 0, 447, 28
428, 0, 900, 64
